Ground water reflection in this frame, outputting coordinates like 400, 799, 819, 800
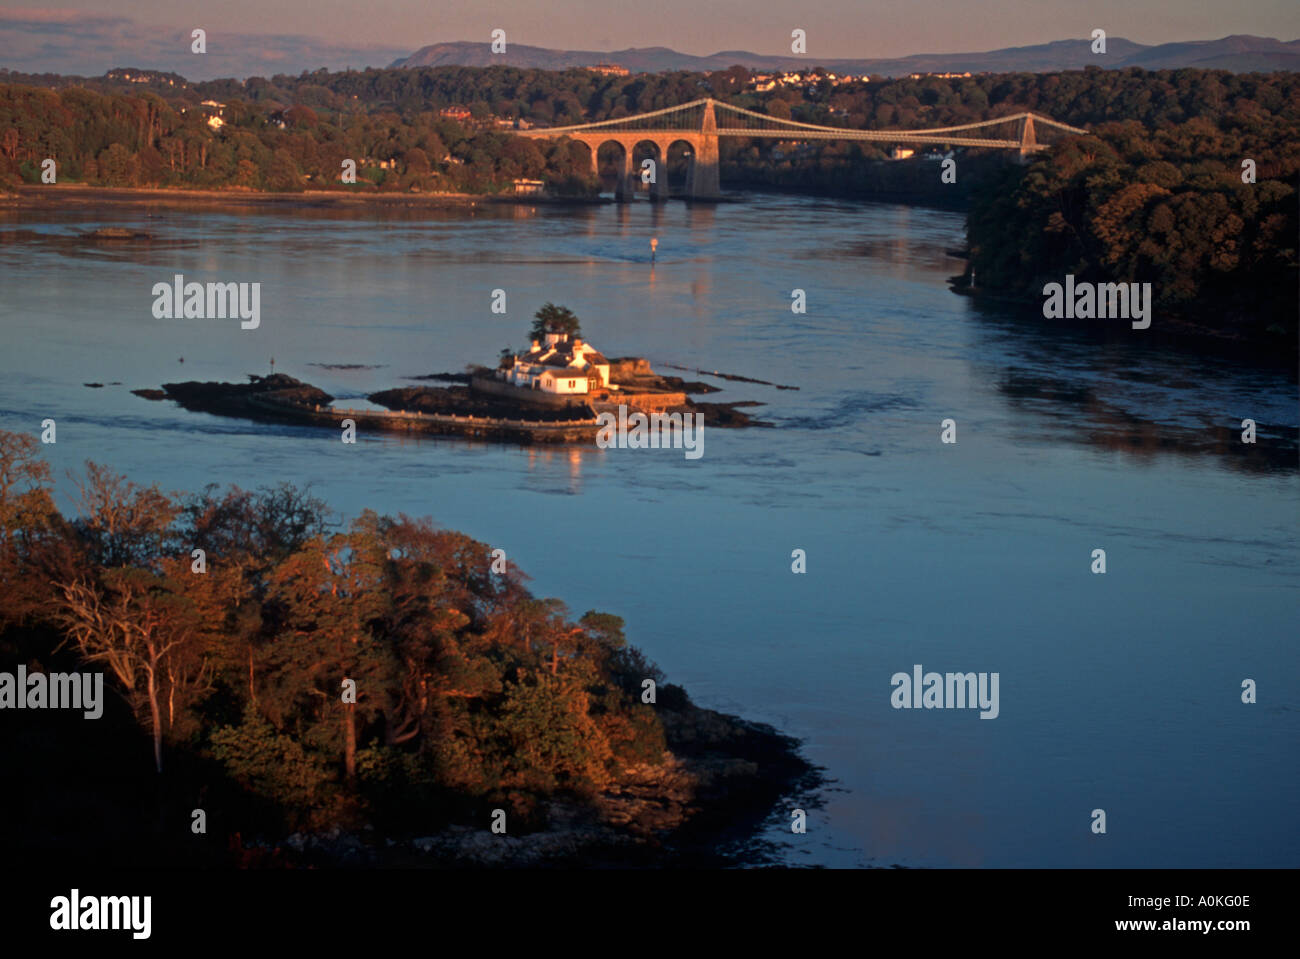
525, 443, 601, 494
968, 299, 1298, 474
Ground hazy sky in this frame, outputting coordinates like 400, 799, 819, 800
2, 0, 1298, 78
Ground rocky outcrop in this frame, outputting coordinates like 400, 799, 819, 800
158, 373, 333, 418
687, 401, 774, 428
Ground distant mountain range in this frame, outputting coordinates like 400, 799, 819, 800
392, 35, 1300, 75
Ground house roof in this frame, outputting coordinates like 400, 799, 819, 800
541, 354, 583, 368
514, 336, 604, 369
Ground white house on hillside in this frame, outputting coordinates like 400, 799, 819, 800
499, 332, 611, 395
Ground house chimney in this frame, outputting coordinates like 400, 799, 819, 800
531, 339, 539, 350
573, 337, 583, 350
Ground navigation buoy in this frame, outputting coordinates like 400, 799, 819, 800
650, 236, 658, 263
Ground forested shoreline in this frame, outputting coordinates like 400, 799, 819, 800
0, 431, 815, 866
1, 62, 1296, 336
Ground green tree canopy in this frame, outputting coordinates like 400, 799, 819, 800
529, 303, 582, 341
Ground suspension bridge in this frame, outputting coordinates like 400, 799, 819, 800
515, 97, 1087, 199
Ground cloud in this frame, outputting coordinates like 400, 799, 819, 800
0, 9, 406, 80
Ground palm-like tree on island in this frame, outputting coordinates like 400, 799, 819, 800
529, 303, 582, 342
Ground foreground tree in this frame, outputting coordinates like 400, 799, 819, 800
55, 567, 209, 772
260, 527, 394, 781
70, 462, 176, 569
0, 430, 61, 627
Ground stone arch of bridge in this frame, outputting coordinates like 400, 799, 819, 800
584, 137, 626, 198
566, 131, 718, 201
628, 138, 675, 201
663, 138, 699, 198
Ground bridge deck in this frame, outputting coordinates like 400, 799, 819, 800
513, 99, 1084, 152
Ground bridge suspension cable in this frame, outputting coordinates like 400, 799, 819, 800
528, 98, 713, 134
712, 100, 1086, 137
521, 97, 1087, 141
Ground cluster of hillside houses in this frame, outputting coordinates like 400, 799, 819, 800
743, 68, 973, 93
747, 70, 871, 92
438, 106, 535, 130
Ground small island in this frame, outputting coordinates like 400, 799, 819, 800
138, 303, 773, 441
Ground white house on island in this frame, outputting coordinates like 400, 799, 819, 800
499, 332, 612, 395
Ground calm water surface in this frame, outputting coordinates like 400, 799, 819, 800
1, 194, 1296, 867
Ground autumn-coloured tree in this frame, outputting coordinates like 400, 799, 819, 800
55, 567, 209, 772
260, 528, 394, 781
174, 482, 336, 706
70, 462, 177, 570
0, 430, 62, 627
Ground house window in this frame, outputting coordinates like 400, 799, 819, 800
568, 380, 575, 389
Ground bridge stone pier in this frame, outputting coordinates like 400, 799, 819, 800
572, 129, 718, 202
522, 100, 725, 201
516, 98, 1084, 201
687, 100, 720, 199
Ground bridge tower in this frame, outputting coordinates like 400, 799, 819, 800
687, 99, 722, 200
1018, 114, 1037, 162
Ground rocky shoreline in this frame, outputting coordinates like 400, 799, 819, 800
237, 693, 821, 869
137, 372, 332, 415
4, 184, 606, 210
